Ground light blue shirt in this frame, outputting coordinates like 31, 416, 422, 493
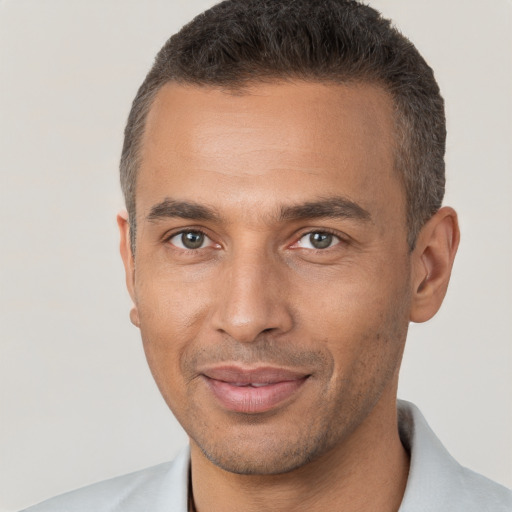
21, 401, 512, 511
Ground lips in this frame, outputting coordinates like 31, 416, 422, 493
201, 366, 309, 414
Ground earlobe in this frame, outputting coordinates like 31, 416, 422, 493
117, 210, 138, 311
129, 305, 140, 327
410, 207, 460, 323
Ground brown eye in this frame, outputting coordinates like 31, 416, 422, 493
169, 231, 208, 249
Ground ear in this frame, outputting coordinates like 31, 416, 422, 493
117, 210, 140, 328
409, 206, 460, 323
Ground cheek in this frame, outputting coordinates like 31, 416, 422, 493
295, 258, 411, 375
134, 270, 213, 404
135, 257, 216, 336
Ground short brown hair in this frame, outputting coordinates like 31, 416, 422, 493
120, 0, 445, 252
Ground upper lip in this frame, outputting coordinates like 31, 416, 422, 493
201, 365, 310, 385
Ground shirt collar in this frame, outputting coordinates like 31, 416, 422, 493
166, 400, 479, 512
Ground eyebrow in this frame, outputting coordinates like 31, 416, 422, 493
280, 196, 372, 223
147, 198, 220, 222
146, 196, 371, 224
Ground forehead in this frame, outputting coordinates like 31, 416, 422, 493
137, 81, 402, 226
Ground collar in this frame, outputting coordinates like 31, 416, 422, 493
160, 401, 510, 512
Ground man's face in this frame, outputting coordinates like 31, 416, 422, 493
123, 81, 414, 474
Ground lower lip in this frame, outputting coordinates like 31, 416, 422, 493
204, 377, 308, 414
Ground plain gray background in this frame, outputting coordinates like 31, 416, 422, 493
1, 0, 511, 510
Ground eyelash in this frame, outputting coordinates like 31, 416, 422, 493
295, 228, 346, 249
164, 227, 347, 252
164, 229, 214, 251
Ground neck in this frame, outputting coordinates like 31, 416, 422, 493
190, 395, 409, 512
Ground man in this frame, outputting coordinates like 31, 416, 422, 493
22, 0, 512, 510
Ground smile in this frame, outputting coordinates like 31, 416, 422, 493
230, 382, 273, 387
201, 366, 310, 414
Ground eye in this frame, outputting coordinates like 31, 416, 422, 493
296, 231, 341, 250
168, 230, 213, 250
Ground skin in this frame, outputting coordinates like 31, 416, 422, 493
118, 81, 459, 512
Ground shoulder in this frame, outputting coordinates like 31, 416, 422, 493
20, 447, 190, 512
455, 465, 512, 512
398, 400, 512, 512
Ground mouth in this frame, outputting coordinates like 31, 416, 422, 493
200, 366, 310, 414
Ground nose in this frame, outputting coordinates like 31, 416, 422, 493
211, 248, 294, 343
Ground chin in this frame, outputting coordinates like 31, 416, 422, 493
191, 421, 333, 475
201, 445, 318, 475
